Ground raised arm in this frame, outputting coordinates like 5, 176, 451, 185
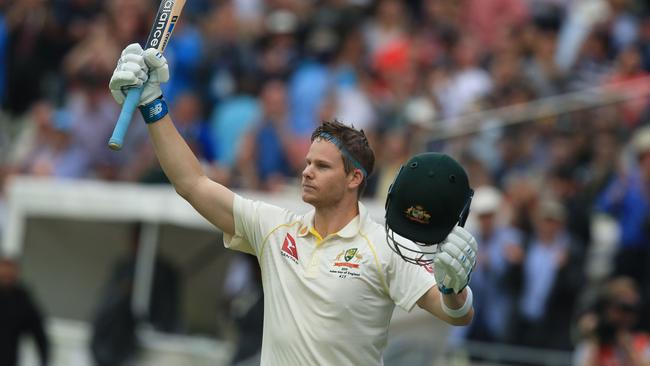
109, 44, 235, 235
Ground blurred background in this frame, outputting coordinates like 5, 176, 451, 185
1, 0, 650, 365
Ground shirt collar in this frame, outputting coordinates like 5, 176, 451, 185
297, 202, 368, 239
298, 210, 315, 237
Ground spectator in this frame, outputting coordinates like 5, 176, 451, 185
332, 27, 377, 132
546, 165, 592, 245
640, 16, 650, 71
24, 108, 89, 178
197, 2, 254, 107
363, 0, 409, 58
460, 0, 529, 51
434, 35, 493, 120
453, 186, 524, 344
607, 0, 640, 53
502, 173, 540, 238
90, 223, 180, 366
597, 126, 650, 290
373, 128, 412, 202
207, 74, 261, 173
514, 199, 584, 350
604, 46, 650, 128
223, 253, 263, 366
582, 126, 621, 202
569, 29, 614, 90
0, 258, 49, 366
574, 276, 650, 366
288, 25, 338, 137
161, 19, 204, 104
4, 0, 63, 115
9, 102, 90, 178
256, 9, 300, 81
554, 0, 609, 73
524, 27, 566, 97
239, 79, 305, 191
6, 100, 59, 172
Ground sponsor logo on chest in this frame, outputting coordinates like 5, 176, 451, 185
281, 233, 299, 264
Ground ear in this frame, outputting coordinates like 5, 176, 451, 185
347, 169, 364, 190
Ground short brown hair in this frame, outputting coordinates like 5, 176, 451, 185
311, 120, 375, 197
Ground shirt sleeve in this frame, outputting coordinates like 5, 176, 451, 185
223, 194, 296, 257
385, 249, 437, 312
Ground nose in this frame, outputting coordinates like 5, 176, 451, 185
302, 164, 314, 180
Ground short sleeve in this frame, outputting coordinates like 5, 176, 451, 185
223, 194, 297, 257
223, 232, 256, 255
385, 249, 437, 312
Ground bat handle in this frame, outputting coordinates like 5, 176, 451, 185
108, 87, 144, 151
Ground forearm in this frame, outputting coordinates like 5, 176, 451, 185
417, 286, 474, 326
440, 287, 474, 325
147, 115, 206, 196
147, 114, 236, 234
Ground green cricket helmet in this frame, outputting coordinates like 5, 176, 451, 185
384, 153, 473, 264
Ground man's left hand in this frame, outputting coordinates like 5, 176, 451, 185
434, 226, 478, 294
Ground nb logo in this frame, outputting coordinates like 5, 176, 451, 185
149, 103, 163, 117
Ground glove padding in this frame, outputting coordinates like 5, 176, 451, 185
109, 43, 169, 106
434, 226, 478, 294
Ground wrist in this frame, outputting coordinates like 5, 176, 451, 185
139, 97, 168, 124
440, 286, 473, 318
438, 284, 455, 294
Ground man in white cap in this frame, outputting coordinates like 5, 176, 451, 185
454, 186, 524, 343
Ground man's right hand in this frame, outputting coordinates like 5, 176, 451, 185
109, 43, 169, 106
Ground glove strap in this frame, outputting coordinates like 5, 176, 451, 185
438, 284, 454, 295
440, 286, 473, 318
139, 97, 168, 124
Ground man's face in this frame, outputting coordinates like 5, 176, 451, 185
605, 292, 640, 330
0, 260, 18, 288
301, 139, 351, 207
478, 212, 496, 232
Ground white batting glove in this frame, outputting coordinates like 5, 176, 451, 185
434, 226, 478, 294
109, 43, 169, 106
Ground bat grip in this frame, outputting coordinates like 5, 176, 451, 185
108, 87, 144, 151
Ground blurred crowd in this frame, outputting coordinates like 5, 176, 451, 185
1, 0, 650, 364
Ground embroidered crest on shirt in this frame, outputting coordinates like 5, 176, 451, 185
281, 233, 299, 263
330, 248, 363, 278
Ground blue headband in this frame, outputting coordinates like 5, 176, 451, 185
317, 132, 368, 177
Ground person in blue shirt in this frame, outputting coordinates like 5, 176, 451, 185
239, 79, 307, 191
597, 126, 650, 287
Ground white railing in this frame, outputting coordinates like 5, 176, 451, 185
425, 76, 650, 141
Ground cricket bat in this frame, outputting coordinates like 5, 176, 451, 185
108, 0, 186, 151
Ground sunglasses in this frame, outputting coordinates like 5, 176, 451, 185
611, 301, 640, 313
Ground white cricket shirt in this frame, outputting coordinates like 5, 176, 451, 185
224, 194, 437, 366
